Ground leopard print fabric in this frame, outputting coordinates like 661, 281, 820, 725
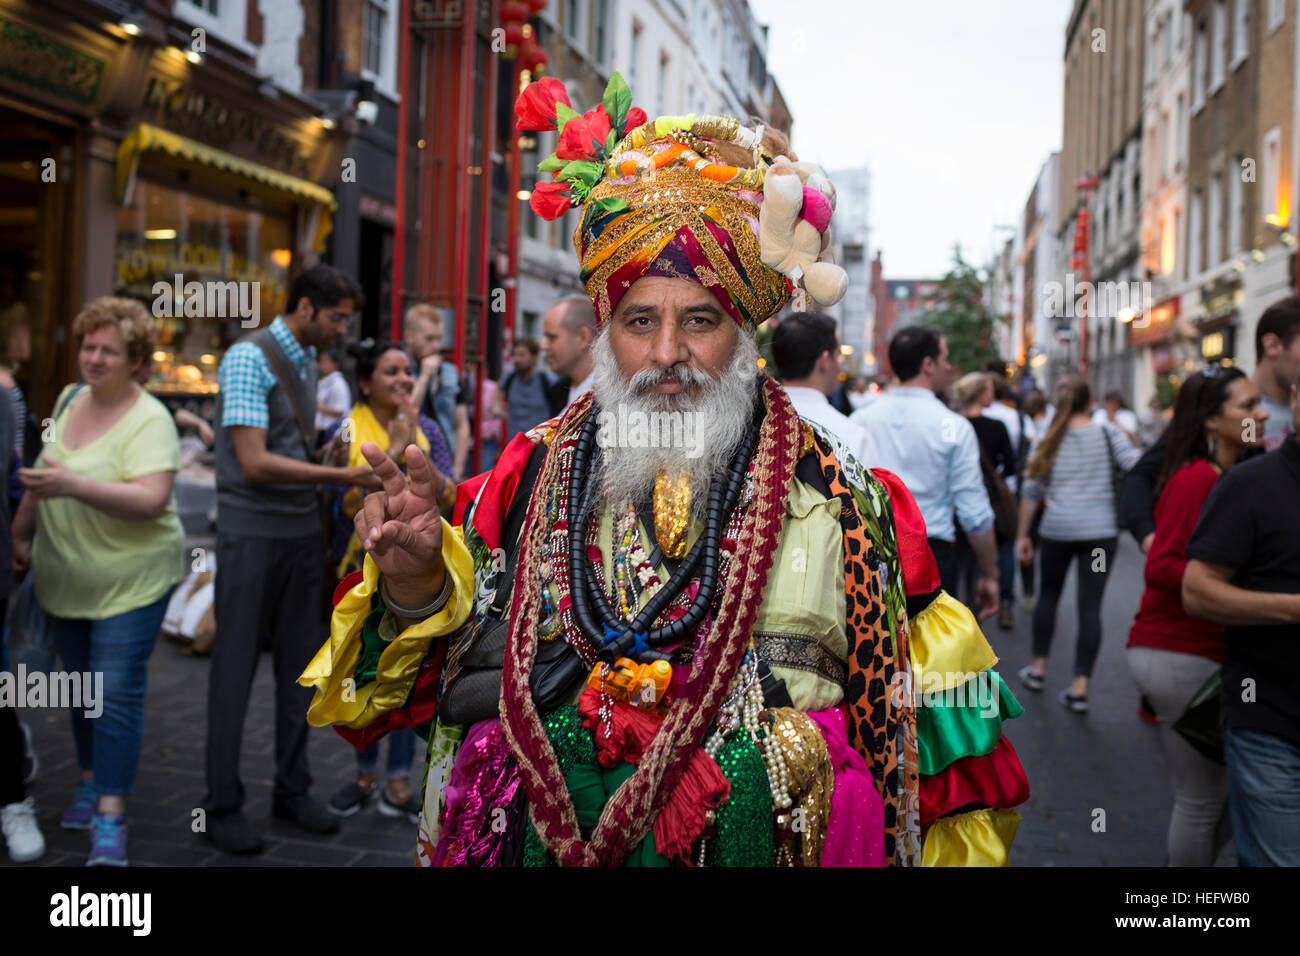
806, 425, 920, 866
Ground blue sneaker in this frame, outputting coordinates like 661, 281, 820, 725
87, 813, 127, 867
60, 781, 96, 831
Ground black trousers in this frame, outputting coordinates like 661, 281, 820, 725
204, 532, 324, 815
1032, 536, 1117, 678
928, 537, 958, 597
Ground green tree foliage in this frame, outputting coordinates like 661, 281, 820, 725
917, 246, 997, 375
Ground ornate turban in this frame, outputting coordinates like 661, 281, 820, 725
516, 73, 845, 332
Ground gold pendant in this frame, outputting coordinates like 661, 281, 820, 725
654, 468, 691, 561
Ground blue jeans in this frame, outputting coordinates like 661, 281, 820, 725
47, 590, 172, 798
1224, 726, 1300, 866
356, 727, 415, 780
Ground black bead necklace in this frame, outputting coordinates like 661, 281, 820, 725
566, 393, 764, 663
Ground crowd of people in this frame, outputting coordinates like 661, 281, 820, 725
2, 73, 1298, 869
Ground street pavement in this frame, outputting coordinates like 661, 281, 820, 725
5, 532, 1230, 868
7, 534, 417, 868
991, 533, 1235, 867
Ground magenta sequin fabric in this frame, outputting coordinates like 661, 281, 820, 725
433, 719, 521, 867
809, 707, 886, 867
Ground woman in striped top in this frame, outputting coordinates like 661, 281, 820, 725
1015, 379, 1141, 713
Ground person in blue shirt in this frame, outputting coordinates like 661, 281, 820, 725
852, 325, 999, 619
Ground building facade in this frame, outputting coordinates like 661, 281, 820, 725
0, 0, 346, 424
1184, 0, 1296, 382
1056, 0, 1146, 402
1014, 152, 1063, 394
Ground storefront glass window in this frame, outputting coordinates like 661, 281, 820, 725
115, 180, 293, 397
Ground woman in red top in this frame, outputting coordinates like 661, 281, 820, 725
1127, 366, 1268, 866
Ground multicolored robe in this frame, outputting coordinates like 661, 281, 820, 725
301, 378, 1028, 866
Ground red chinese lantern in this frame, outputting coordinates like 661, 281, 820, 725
504, 22, 524, 46
527, 0, 548, 13
501, 0, 529, 23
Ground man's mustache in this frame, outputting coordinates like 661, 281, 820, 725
627, 364, 715, 394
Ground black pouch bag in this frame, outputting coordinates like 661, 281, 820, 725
436, 444, 585, 725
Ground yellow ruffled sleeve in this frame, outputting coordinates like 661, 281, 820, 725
908, 590, 998, 692
300, 518, 475, 728
921, 808, 1021, 867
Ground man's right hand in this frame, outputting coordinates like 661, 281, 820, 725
354, 441, 446, 609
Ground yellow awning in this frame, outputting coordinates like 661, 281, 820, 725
116, 123, 336, 252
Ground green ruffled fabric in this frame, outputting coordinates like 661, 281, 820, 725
522, 705, 665, 866
916, 671, 1024, 776
521, 704, 775, 866
352, 594, 388, 689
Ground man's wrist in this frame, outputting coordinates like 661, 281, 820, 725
383, 566, 449, 619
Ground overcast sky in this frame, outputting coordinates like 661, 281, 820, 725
748, 0, 1071, 278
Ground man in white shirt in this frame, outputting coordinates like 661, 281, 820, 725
851, 325, 999, 618
770, 312, 880, 468
982, 375, 1030, 493
541, 294, 597, 410
1091, 391, 1139, 445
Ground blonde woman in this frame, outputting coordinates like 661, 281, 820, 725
1015, 379, 1140, 713
12, 297, 184, 866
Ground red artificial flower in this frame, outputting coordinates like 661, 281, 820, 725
529, 180, 572, 220
621, 107, 647, 134
515, 77, 572, 131
556, 107, 613, 161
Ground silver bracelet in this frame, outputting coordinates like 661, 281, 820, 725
381, 572, 453, 619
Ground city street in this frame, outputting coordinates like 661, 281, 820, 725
4, 532, 1233, 869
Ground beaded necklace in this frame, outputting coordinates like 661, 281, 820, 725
566, 399, 763, 664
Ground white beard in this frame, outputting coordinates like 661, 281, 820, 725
588, 328, 759, 515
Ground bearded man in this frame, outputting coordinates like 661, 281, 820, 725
302, 75, 1028, 867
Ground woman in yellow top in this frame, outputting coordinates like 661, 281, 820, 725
318, 340, 455, 821
12, 296, 184, 867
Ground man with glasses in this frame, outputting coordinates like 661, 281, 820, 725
205, 265, 378, 854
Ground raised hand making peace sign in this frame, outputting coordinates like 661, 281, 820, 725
354, 440, 447, 610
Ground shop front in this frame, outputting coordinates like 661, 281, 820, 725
0, 1, 343, 432
1196, 273, 1244, 369
111, 69, 339, 421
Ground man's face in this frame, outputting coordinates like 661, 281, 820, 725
405, 319, 441, 361
1106, 398, 1121, 416
607, 277, 739, 405
1271, 333, 1300, 392
303, 297, 355, 350
542, 306, 587, 379
512, 345, 536, 374
930, 337, 953, 391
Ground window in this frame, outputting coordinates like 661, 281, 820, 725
1208, 171, 1222, 266
1175, 93, 1185, 167
629, 21, 641, 88
175, 0, 249, 53
1188, 189, 1203, 278
592, 0, 609, 64
656, 51, 668, 118
566, 0, 582, 42
1232, 0, 1249, 67
1228, 157, 1244, 254
1210, 2, 1227, 91
364, 2, 385, 76
1172, 206, 1183, 278
1262, 126, 1285, 224
1160, 110, 1171, 182
1193, 22, 1207, 110
1269, 0, 1285, 32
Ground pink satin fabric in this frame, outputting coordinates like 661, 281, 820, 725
808, 706, 886, 867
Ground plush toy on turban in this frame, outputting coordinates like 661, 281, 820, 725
514, 71, 848, 328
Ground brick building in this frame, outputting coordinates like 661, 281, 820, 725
1184, 0, 1297, 377
1056, 0, 1146, 400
